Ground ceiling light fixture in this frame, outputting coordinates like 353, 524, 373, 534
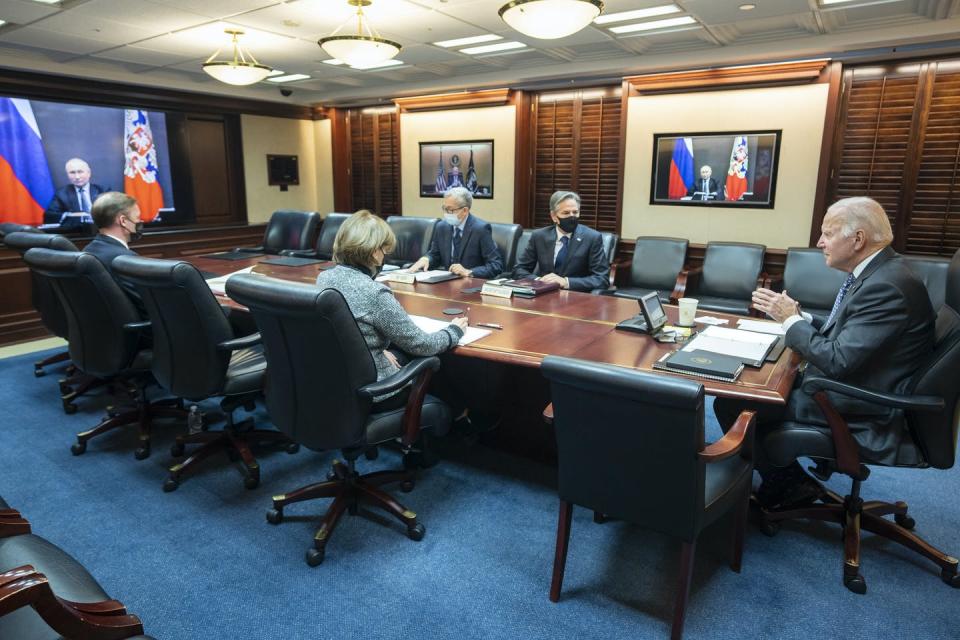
499, 0, 603, 40
348, 59, 405, 70
318, 0, 401, 68
608, 15, 697, 34
433, 34, 502, 48
593, 4, 679, 25
739, 3, 756, 9
460, 41, 527, 55
268, 74, 311, 83
202, 29, 273, 86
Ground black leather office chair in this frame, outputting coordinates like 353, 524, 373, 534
541, 356, 755, 640
385, 215, 438, 267
112, 255, 295, 491
506, 229, 535, 278
237, 209, 322, 255
226, 275, 452, 566
685, 242, 766, 316
757, 248, 960, 594
23, 249, 186, 459
599, 231, 619, 289
0, 222, 41, 238
489, 222, 522, 275
906, 254, 951, 311
0, 498, 153, 640
611, 236, 689, 304
779, 247, 848, 318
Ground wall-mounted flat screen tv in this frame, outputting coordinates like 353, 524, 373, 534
650, 130, 781, 208
419, 140, 493, 199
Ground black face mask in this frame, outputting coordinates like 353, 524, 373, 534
557, 216, 578, 234
125, 219, 143, 242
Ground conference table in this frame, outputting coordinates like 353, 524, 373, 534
190, 253, 799, 407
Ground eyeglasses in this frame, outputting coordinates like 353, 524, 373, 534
440, 205, 464, 215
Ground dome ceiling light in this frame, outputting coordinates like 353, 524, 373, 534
498, 0, 604, 40
318, 0, 401, 68
202, 29, 273, 86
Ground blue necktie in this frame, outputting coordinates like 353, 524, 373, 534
452, 228, 462, 262
554, 236, 569, 272
825, 273, 856, 326
79, 187, 91, 213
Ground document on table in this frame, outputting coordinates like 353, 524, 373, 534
736, 318, 786, 336
408, 315, 490, 346
205, 266, 259, 295
681, 325, 778, 366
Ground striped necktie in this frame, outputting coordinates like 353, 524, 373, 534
825, 273, 856, 326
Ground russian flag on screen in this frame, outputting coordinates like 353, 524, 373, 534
0, 98, 54, 225
667, 137, 693, 199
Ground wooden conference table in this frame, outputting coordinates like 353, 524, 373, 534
191, 253, 799, 406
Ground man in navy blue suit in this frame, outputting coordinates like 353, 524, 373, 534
43, 158, 110, 227
409, 186, 503, 279
84, 191, 145, 315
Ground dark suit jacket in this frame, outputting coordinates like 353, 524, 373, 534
783, 246, 935, 464
513, 224, 609, 292
687, 178, 719, 201
84, 234, 146, 317
425, 213, 503, 279
44, 183, 110, 225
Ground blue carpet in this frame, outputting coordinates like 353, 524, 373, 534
1, 349, 957, 639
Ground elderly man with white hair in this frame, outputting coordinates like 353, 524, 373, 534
714, 196, 935, 509
44, 157, 111, 227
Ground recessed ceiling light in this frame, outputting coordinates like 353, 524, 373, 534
593, 5, 681, 25
322, 59, 346, 66
0, 20, 6, 27
433, 34, 502, 48
609, 15, 697, 34
267, 73, 310, 83
460, 41, 527, 55
30, 0, 60, 4
349, 59, 405, 70
739, 3, 756, 9
820, 0, 857, 4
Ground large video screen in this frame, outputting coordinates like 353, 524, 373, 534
650, 130, 781, 208
0, 96, 185, 233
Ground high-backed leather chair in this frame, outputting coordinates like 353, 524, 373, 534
595, 232, 620, 291
780, 247, 848, 318
611, 236, 688, 304
906, 254, 951, 311
686, 242, 766, 315
303, 212, 350, 260
4, 232, 84, 386
757, 248, 960, 593
22, 249, 186, 459
541, 356, 755, 640
112, 255, 295, 491
489, 222, 522, 274
0, 498, 153, 640
226, 274, 452, 566
507, 229, 535, 277
0, 222, 41, 238
385, 215, 438, 267
238, 209, 321, 255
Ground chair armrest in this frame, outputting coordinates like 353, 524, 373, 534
279, 249, 319, 258
0, 509, 30, 537
542, 403, 554, 424
699, 410, 755, 462
358, 357, 441, 399
609, 258, 630, 288
590, 287, 614, 295
0, 566, 144, 637
233, 245, 264, 253
801, 377, 944, 412
123, 320, 151, 333
763, 273, 783, 291
671, 267, 699, 304
216, 332, 262, 352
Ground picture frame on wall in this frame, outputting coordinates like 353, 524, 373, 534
419, 140, 494, 199
650, 130, 781, 208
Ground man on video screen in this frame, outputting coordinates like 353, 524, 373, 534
43, 157, 110, 229
687, 165, 720, 201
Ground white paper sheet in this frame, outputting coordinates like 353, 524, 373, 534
408, 315, 490, 346
205, 266, 258, 296
736, 318, 786, 336
682, 325, 777, 362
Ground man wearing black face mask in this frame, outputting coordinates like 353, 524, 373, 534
513, 190, 609, 292
85, 191, 147, 316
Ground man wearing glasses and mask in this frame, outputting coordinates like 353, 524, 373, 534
513, 190, 609, 292
408, 186, 503, 279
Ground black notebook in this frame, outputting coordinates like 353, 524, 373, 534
260, 256, 325, 267
202, 250, 263, 261
653, 349, 744, 382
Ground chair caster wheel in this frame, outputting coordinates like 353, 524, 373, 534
71, 442, 86, 456
400, 480, 415, 493
327, 471, 337, 481
844, 573, 867, 594
170, 443, 185, 457
941, 569, 960, 588
266, 509, 283, 525
163, 478, 179, 492
34, 368, 45, 377
286, 443, 300, 454
134, 446, 150, 460
244, 475, 260, 490
63, 403, 78, 415
364, 448, 379, 460
306, 548, 325, 567
59, 382, 72, 395
894, 513, 915, 530
759, 519, 780, 537
407, 523, 426, 541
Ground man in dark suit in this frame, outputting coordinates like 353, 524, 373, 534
409, 186, 503, 279
687, 165, 719, 201
44, 158, 110, 228
84, 191, 145, 315
513, 190, 609, 292
714, 196, 935, 508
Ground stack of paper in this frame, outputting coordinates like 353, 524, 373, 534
408, 315, 490, 346
681, 325, 778, 365
205, 266, 259, 296
736, 319, 786, 336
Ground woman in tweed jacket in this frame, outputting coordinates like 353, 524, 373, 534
316, 210, 467, 400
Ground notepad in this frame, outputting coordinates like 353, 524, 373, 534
681, 325, 778, 367
204, 266, 259, 296
736, 318, 786, 336
408, 315, 490, 346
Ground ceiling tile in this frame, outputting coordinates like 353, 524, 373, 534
0, 26, 113, 55
34, 0, 211, 35
682, 0, 812, 24
0, 0, 61, 24
91, 44, 204, 67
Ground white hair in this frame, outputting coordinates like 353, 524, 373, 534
443, 186, 473, 210
827, 197, 893, 245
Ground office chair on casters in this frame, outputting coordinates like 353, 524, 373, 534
757, 248, 960, 594
22, 249, 187, 460
540, 356, 756, 640
111, 255, 296, 492
385, 216, 439, 267
235, 209, 322, 255
226, 275, 452, 566
609, 236, 689, 304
